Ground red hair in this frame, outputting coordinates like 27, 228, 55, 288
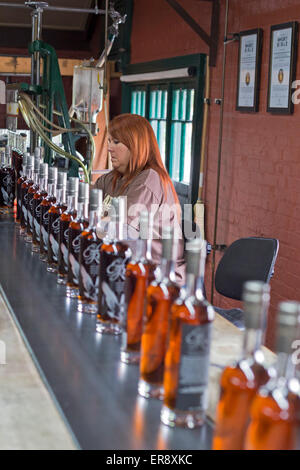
108, 113, 179, 204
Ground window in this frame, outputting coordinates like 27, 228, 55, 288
121, 54, 206, 206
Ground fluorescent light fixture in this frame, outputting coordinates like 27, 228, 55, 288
120, 67, 196, 83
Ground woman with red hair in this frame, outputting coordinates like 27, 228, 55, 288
94, 113, 184, 283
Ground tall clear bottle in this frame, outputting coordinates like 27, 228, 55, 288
25, 154, 40, 243
78, 189, 103, 314
16, 153, 29, 223
0, 145, 16, 214
213, 281, 272, 450
121, 211, 156, 364
57, 177, 79, 285
31, 163, 48, 252
96, 196, 132, 335
138, 226, 180, 400
20, 155, 34, 235
161, 238, 215, 428
244, 301, 300, 450
39, 167, 58, 262
47, 171, 68, 273
66, 182, 89, 298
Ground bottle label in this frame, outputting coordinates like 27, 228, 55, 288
175, 323, 211, 412
49, 233, 59, 261
1, 174, 14, 206
80, 243, 101, 300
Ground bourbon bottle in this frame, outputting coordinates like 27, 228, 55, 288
20, 155, 34, 235
66, 182, 89, 298
57, 177, 79, 285
31, 163, 48, 252
1, 145, 16, 214
0, 152, 7, 213
24, 154, 40, 243
96, 196, 132, 335
47, 171, 67, 273
39, 166, 58, 262
121, 211, 156, 364
213, 281, 272, 450
77, 188, 103, 314
138, 226, 180, 400
16, 153, 29, 223
161, 238, 214, 428
245, 301, 300, 450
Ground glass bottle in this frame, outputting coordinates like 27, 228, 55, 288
121, 211, 156, 364
138, 226, 180, 400
77, 188, 103, 314
16, 153, 29, 223
57, 177, 79, 285
24, 154, 40, 243
20, 155, 34, 235
31, 163, 48, 253
0, 145, 16, 213
47, 171, 68, 273
161, 238, 215, 428
96, 196, 132, 335
212, 281, 272, 450
39, 166, 58, 262
12, 147, 23, 182
66, 182, 89, 298
244, 301, 300, 450
0, 152, 7, 214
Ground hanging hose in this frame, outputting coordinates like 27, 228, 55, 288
210, 0, 229, 304
18, 92, 97, 183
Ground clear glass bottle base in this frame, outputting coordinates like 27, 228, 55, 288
160, 404, 205, 429
57, 274, 67, 285
66, 286, 79, 298
31, 243, 40, 253
120, 350, 140, 365
138, 379, 164, 400
77, 301, 97, 314
96, 320, 122, 335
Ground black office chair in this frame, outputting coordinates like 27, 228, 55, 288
213, 237, 279, 330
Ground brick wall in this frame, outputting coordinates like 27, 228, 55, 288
130, 0, 300, 349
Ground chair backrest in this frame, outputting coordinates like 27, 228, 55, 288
215, 237, 279, 301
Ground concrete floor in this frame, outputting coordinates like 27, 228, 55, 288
0, 291, 77, 450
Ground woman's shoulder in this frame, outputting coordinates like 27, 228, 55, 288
94, 170, 114, 190
135, 168, 163, 193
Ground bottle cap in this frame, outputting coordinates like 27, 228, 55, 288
26, 155, 34, 169
22, 154, 28, 169
5, 145, 11, 156
111, 196, 127, 223
276, 301, 300, 354
162, 226, 174, 261
243, 281, 270, 330
39, 162, 48, 179
139, 211, 149, 240
34, 155, 40, 174
48, 166, 58, 183
67, 177, 79, 195
34, 147, 43, 159
89, 188, 103, 211
78, 182, 89, 203
57, 171, 67, 189
0, 151, 6, 166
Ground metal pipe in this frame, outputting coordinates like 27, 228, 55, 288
30, 6, 42, 152
0, 2, 105, 14
210, 0, 229, 305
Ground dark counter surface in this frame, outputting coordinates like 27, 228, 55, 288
0, 216, 213, 450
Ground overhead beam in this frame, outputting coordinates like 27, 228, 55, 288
0, 56, 83, 76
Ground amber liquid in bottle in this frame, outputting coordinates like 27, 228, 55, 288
78, 194, 103, 314
20, 163, 34, 234
40, 180, 56, 262
138, 241, 180, 400
245, 352, 299, 450
121, 236, 156, 364
25, 168, 40, 242
66, 201, 89, 297
57, 183, 78, 285
47, 185, 67, 273
31, 173, 48, 252
96, 240, 131, 335
16, 160, 27, 222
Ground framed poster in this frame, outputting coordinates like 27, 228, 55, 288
267, 21, 298, 114
236, 29, 263, 112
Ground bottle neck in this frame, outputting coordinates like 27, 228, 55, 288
67, 194, 78, 212
275, 352, 296, 382
26, 168, 33, 181
88, 209, 100, 229
39, 176, 47, 192
33, 172, 39, 185
158, 258, 176, 284
56, 187, 66, 205
76, 201, 88, 220
48, 183, 56, 198
133, 238, 147, 262
242, 327, 264, 358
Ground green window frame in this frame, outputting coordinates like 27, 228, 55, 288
121, 54, 206, 206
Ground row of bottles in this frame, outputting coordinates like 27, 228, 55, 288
212, 282, 300, 450
14, 163, 215, 430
